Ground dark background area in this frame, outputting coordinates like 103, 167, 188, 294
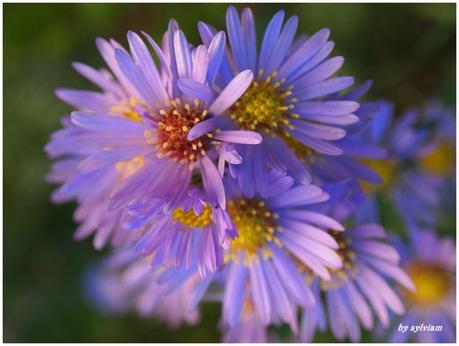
4, 3, 455, 342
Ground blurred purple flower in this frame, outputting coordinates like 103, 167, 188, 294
386, 226, 456, 342
357, 101, 455, 226
85, 248, 202, 327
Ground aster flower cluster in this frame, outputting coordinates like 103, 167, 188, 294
46, 6, 455, 342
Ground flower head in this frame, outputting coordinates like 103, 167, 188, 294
357, 101, 455, 226
122, 186, 236, 277
46, 23, 262, 250
198, 6, 362, 195
216, 172, 344, 334
299, 184, 414, 342
386, 226, 456, 343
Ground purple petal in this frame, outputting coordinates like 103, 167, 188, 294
281, 210, 344, 231
278, 28, 330, 81
241, 8, 256, 71
114, 49, 158, 107
259, 10, 285, 70
268, 184, 326, 209
226, 6, 248, 70
191, 45, 209, 83
200, 156, 226, 209
213, 130, 262, 144
289, 130, 343, 155
187, 117, 226, 140
295, 76, 355, 101
290, 120, 347, 140
173, 30, 193, 79
72, 62, 124, 98
127, 31, 168, 105
295, 56, 345, 86
70, 112, 145, 134
207, 31, 226, 83
223, 263, 248, 326
249, 262, 272, 325
295, 100, 360, 115
209, 70, 253, 115
95, 37, 138, 97
266, 15, 298, 74
177, 79, 214, 102
360, 264, 405, 315
56, 89, 111, 112
270, 245, 315, 306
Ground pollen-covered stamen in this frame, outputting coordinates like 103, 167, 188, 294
147, 100, 210, 163
229, 70, 296, 133
360, 159, 397, 193
227, 198, 281, 262
172, 204, 213, 228
321, 230, 357, 290
110, 97, 143, 122
115, 156, 145, 180
404, 262, 453, 306
419, 140, 454, 176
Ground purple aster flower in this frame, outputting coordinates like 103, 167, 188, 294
385, 226, 456, 343
299, 183, 414, 342
121, 186, 236, 277
357, 101, 455, 226
213, 172, 345, 335
46, 22, 262, 249
197, 6, 362, 196
85, 247, 203, 327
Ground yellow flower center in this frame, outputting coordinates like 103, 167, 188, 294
110, 97, 143, 122
145, 99, 210, 163
360, 158, 397, 193
229, 72, 296, 133
227, 198, 280, 262
171, 204, 213, 228
115, 156, 145, 180
419, 140, 454, 176
404, 262, 452, 307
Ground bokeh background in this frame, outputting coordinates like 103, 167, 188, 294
4, 3, 455, 342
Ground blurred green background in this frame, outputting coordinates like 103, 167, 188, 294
4, 3, 455, 342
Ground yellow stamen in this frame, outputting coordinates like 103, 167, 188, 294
404, 262, 452, 306
226, 198, 279, 262
418, 140, 454, 176
360, 158, 397, 193
172, 204, 213, 228
115, 156, 145, 180
229, 73, 293, 133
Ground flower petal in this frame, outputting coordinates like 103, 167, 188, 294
209, 70, 253, 115
213, 130, 262, 144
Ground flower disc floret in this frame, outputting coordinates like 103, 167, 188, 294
146, 100, 210, 163
227, 198, 280, 259
404, 262, 453, 307
229, 72, 295, 133
172, 204, 213, 228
